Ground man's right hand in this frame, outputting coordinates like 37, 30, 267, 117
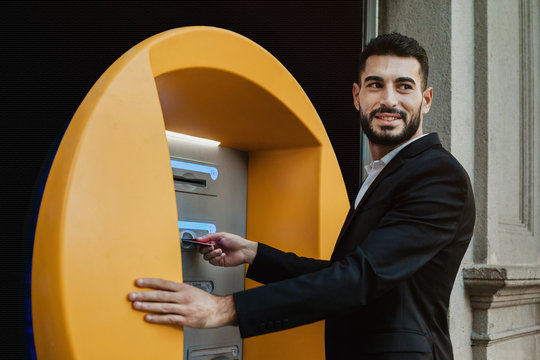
196, 232, 258, 267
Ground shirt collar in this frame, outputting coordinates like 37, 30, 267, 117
364, 133, 429, 175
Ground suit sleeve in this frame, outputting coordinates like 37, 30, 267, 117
246, 243, 330, 284
233, 160, 473, 338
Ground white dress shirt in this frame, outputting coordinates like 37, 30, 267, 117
354, 134, 429, 209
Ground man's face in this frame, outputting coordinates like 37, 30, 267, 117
352, 55, 432, 146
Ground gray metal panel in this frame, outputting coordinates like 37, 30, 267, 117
168, 137, 247, 360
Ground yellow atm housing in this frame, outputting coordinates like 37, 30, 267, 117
32, 26, 349, 359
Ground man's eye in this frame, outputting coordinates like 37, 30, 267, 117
367, 83, 382, 88
398, 84, 412, 90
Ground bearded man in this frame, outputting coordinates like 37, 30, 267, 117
129, 33, 475, 360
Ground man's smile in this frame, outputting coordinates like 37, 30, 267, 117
373, 112, 403, 126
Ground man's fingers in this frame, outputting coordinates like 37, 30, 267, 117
203, 248, 223, 261
129, 289, 180, 303
144, 314, 186, 327
199, 245, 215, 255
133, 301, 187, 315
135, 278, 182, 291
197, 232, 225, 243
209, 255, 226, 266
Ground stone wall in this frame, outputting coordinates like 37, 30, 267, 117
377, 0, 540, 359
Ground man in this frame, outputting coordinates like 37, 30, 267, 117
128, 33, 475, 360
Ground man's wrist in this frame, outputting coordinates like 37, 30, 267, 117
216, 295, 238, 326
245, 240, 258, 265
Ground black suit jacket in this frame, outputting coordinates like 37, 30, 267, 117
233, 133, 475, 359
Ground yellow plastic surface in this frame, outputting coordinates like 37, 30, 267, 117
33, 26, 349, 359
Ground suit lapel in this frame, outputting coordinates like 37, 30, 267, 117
332, 133, 442, 253
333, 157, 404, 251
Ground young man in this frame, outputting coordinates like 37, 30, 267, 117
129, 33, 475, 360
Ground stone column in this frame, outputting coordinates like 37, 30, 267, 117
464, 0, 540, 358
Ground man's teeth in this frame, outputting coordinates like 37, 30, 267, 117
379, 116, 399, 120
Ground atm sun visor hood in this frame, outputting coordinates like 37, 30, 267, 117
32, 26, 348, 360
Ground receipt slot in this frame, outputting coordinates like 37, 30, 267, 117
32, 27, 349, 360
168, 134, 247, 360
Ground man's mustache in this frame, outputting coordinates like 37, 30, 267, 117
369, 107, 407, 120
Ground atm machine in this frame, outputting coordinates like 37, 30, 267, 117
31, 26, 349, 360
167, 132, 247, 360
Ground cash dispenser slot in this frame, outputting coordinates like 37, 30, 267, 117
174, 174, 207, 187
170, 159, 219, 180
171, 158, 218, 196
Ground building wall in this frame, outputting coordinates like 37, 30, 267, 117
378, 0, 540, 359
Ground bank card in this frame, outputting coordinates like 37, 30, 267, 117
181, 239, 215, 246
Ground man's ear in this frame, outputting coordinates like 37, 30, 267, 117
352, 83, 361, 111
422, 87, 433, 115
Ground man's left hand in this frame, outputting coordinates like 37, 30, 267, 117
128, 278, 237, 329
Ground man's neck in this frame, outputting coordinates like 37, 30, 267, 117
369, 131, 424, 161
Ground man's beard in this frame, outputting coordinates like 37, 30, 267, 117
360, 105, 422, 146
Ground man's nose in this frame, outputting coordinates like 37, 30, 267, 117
380, 87, 398, 108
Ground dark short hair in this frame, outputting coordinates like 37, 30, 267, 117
359, 33, 429, 90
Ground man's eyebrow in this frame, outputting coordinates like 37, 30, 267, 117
395, 77, 416, 85
363, 75, 384, 83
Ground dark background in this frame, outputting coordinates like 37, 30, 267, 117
1, 1, 362, 357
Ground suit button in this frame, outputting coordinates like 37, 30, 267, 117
267, 320, 274, 330
275, 320, 281, 328
259, 323, 266, 331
